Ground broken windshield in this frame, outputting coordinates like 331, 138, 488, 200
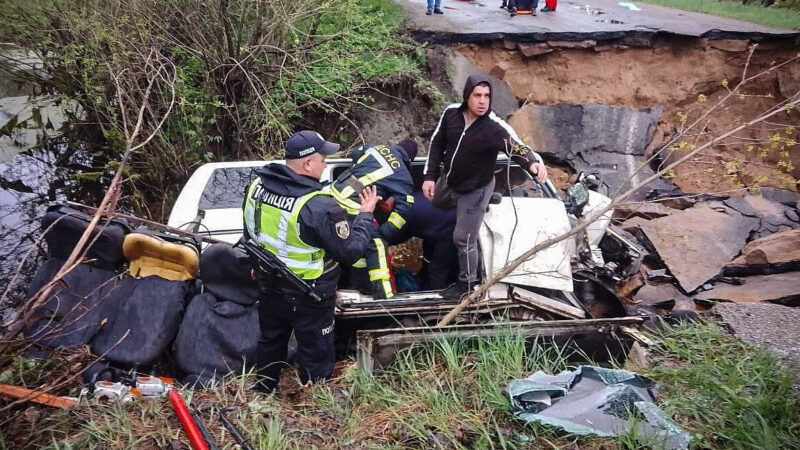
198, 167, 256, 210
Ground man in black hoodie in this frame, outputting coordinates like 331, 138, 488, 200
423, 75, 548, 299
243, 130, 379, 391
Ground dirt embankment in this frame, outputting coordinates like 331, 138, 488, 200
456, 38, 800, 194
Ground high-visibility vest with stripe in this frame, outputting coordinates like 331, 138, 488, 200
330, 145, 399, 214
243, 180, 327, 280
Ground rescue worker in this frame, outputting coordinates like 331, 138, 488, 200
329, 139, 418, 299
243, 130, 380, 392
423, 74, 548, 299
390, 189, 458, 290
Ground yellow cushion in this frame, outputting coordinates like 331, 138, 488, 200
122, 233, 199, 281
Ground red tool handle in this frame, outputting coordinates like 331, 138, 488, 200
169, 390, 209, 450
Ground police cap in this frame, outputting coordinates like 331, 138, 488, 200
285, 130, 340, 159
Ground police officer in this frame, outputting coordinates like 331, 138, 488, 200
329, 139, 417, 299
243, 130, 379, 392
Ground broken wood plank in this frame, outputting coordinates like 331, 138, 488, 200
513, 286, 586, 319
0, 384, 77, 410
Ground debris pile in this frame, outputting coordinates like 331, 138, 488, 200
616, 189, 800, 318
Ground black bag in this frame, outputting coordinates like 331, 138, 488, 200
432, 175, 457, 210
173, 243, 261, 384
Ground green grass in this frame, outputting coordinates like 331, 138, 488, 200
3, 322, 800, 449
637, 0, 800, 29
646, 322, 800, 449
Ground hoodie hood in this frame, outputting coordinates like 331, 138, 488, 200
461, 74, 493, 114
254, 162, 321, 197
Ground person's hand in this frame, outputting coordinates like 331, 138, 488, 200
529, 162, 548, 183
358, 186, 382, 213
422, 180, 436, 200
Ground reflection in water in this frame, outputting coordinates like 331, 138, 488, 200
0, 142, 93, 323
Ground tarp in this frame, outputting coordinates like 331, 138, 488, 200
507, 366, 691, 449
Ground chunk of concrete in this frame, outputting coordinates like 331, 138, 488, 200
619, 216, 651, 233
426, 47, 519, 119
757, 187, 800, 207
696, 272, 800, 306
614, 202, 674, 220
507, 103, 670, 199
518, 43, 553, 58
634, 283, 687, 308
546, 40, 596, 49
640, 204, 759, 292
725, 229, 800, 275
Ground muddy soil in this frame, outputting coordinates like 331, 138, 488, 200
457, 39, 800, 193
296, 77, 443, 153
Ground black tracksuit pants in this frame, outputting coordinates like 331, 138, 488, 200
257, 293, 336, 391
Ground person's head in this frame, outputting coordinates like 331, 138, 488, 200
462, 75, 493, 118
398, 138, 418, 162
284, 130, 340, 180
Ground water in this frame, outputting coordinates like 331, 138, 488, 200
0, 50, 92, 322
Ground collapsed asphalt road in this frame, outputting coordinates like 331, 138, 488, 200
397, 0, 800, 43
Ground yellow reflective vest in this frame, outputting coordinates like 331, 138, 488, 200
243, 179, 327, 280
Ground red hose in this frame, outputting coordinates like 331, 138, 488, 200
169, 390, 209, 450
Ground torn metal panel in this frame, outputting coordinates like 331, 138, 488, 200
513, 286, 587, 319
508, 366, 691, 449
356, 317, 645, 374
480, 198, 575, 292
337, 299, 528, 319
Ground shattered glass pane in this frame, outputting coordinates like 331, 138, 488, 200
198, 168, 256, 210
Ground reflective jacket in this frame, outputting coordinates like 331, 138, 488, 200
330, 144, 414, 244
242, 163, 374, 298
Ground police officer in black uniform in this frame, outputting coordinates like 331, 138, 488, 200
243, 130, 379, 392
330, 140, 418, 299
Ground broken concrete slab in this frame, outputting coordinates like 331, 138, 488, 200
697, 272, 800, 305
508, 103, 672, 199
397, 0, 799, 45
725, 229, 800, 276
721, 194, 800, 239
614, 202, 675, 220
640, 204, 759, 292
634, 283, 688, 308
546, 40, 596, 49
757, 187, 800, 207
426, 47, 519, 119
518, 43, 553, 58
619, 216, 651, 232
